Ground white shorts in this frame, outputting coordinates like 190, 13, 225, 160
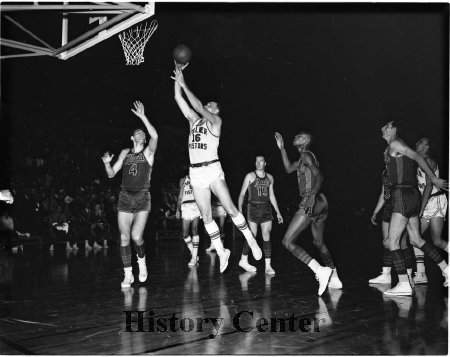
422, 194, 448, 221
212, 204, 227, 218
181, 202, 201, 221
189, 162, 225, 189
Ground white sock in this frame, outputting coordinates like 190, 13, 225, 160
192, 235, 199, 258
265, 258, 271, 267
438, 261, 448, 273
308, 259, 321, 274
231, 213, 255, 243
382, 267, 391, 274
204, 221, 225, 254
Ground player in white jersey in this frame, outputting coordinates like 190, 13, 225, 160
172, 64, 262, 273
413, 137, 448, 284
176, 174, 201, 266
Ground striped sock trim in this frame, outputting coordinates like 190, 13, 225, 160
420, 242, 444, 265
120, 245, 132, 268
391, 249, 407, 275
382, 248, 392, 267
134, 242, 146, 258
204, 221, 221, 240
263, 241, 271, 259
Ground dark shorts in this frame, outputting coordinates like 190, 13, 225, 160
247, 202, 272, 224
392, 186, 421, 218
382, 200, 393, 223
298, 193, 328, 222
118, 190, 151, 214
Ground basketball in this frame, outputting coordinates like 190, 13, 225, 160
173, 44, 192, 65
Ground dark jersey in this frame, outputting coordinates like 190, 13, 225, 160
248, 172, 271, 203
382, 169, 392, 201
121, 150, 152, 191
297, 150, 320, 197
384, 139, 417, 186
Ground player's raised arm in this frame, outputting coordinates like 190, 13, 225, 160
171, 66, 221, 129
102, 149, 129, 178
275, 132, 299, 173
131, 101, 158, 157
172, 65, 200, 127
391, 140, 448, 191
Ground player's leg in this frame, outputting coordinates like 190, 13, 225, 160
131, 210, 150, 283
430, 216, 448, 252
406, 216, 447, 287
193, 185, 230, 273
312, 220, 342, 289
282, 211, 331, 296
181, 218, 193, 255
218, 214, 226, 244
188, 216, 200, 266
210, 178, 262, 260
399, 230, 414, 287
261, 220, 275, 275
239, 220, 258, 272
369, 221, 392, 284
413, 217, 430, 284
386, 213, 411, 295
118, 211, 134, 288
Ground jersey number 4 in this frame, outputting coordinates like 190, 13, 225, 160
129, 164, 138, 176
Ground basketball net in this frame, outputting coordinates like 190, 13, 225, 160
119, 20, 158, 65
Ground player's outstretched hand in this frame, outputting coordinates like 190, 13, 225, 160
102, 152, 114, 164
274, 132, 284, 150
171, 66, 186, 87
174, 60, 189, 71
131, 100, 146, 119
432, 178, 448, 191
370, 213, 378, 226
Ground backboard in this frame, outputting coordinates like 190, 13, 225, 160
0, 2, 155, 60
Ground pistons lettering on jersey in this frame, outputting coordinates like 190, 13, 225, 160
184, 188, 193, 196
189, 125, 208, 150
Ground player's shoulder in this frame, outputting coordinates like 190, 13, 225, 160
300, 151, 315, 163
119, 148, 131, 157
426, 156, 437, 169
247, 171, 257, 180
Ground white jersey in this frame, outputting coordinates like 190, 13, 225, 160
417, 165, 439, 195
181, 176, 195, 203
188, 119, 219, 165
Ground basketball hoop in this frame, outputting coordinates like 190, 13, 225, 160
119, 20, 158, 65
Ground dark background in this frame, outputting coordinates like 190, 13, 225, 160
1, 2, 448, 213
